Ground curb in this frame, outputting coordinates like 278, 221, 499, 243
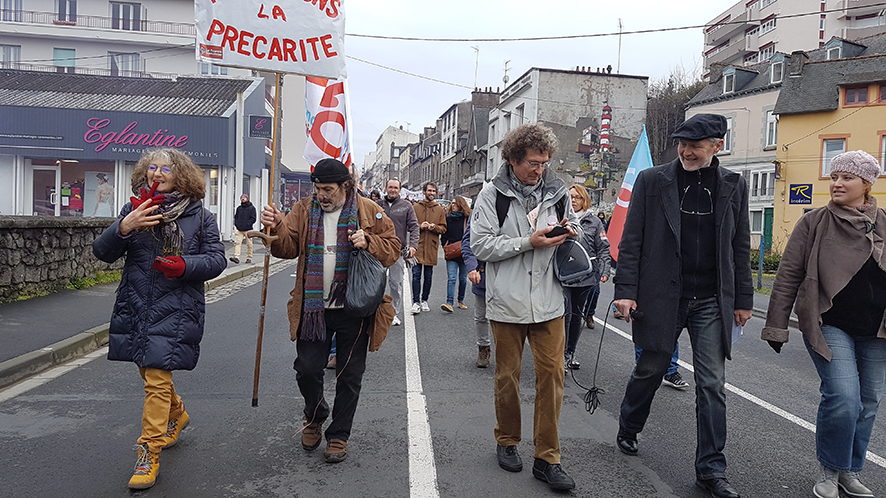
0, 258, 283, 390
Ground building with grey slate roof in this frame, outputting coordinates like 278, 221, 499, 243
769, 32, 886, 246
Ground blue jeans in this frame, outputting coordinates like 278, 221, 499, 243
635, 342, 680, 376
619, 296, 728, 479
411, 264, 434, 303
583, 283, 601, 318
805, 325, 886, 472
445, 259, 467, 305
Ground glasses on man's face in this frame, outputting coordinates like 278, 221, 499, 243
148, 164, 172, 174
522, 159, 550, 170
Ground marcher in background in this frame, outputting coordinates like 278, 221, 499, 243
764, 150, 886, 498
231, 194, 256, 264
260, 158, 400, 464
378, 179, 419, 326
411, 182, 447, 314
441, 196, 471, 312
471, 123, 578, 491
612, 113, 753, 498
563, 185, 609, 370
92, 149, 226, 490
369, 190, 381, 202
597, 211, 610, 231
461, 214, 491, 367
634, 343, 689, 390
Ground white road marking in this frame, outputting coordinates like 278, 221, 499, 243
403, 268, 440, 498
596, 317, 886, 469
0, 348, 107, 403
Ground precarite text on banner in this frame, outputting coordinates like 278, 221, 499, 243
195, 0, 346, 79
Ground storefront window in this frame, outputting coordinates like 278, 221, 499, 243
208, 168, 219, 207
31, 158, 116, 217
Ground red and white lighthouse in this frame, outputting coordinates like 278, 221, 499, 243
600, 104, 612, 152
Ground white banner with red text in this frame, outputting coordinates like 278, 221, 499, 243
303, 76, 352, 170
195, 0, 346, 79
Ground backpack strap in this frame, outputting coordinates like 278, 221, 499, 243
495, 190, 510, 228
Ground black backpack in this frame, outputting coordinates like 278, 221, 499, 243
494, 190, 593, 285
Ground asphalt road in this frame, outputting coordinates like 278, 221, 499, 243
1, 259, 885, 497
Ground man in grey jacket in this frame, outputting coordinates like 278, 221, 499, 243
378, 178, 419, 325
471, 123, 578, 491
613, 113, 753, 498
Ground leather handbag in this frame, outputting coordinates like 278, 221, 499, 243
443, 219, 466, 260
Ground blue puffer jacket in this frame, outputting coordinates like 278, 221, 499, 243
93, 200, 226, 371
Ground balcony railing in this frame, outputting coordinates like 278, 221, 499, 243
0, 61, 177, 79
0, 9, 195, 36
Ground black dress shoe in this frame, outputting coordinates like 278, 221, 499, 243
696, 477, 740, 498
496, 445, 522, 472
616, 429, 638, 455
532, 458, 576, 490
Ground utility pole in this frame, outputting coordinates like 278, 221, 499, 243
471, 46, 479, 89
503, 60, 511, 87
617, 19, 623, 74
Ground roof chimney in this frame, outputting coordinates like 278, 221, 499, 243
708, 62, 727, 83
789, 50, 809, 76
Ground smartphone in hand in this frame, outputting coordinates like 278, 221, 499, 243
544, 225, 569, 238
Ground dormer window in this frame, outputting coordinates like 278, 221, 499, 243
724, 73, 735, 93
827, 46, 841, 60
770, 62, 783, 83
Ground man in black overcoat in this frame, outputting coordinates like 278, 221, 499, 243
612, 113, 754, 498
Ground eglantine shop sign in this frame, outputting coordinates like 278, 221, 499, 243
195, 0, 347, 79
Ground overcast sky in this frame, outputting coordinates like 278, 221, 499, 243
343, 0, 735, 166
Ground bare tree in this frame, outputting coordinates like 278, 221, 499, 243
646, 67, 706, 164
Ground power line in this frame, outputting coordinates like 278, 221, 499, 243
346, 55, 473, 89
347, 2, 886, 42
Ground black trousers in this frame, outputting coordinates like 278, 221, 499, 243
294, 309, 370, 442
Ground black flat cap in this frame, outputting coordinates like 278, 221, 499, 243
311, 158, 351, 183
671, 114, 727, 141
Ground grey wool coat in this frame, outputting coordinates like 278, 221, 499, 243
613, 157, 754, 358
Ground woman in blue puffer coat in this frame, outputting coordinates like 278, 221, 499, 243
93, 148, 225, 490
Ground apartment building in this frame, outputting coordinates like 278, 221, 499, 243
686, 57, 785, 251
703, 0, 886, 75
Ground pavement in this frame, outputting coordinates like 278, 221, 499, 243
0, 239, 286, 389
0, 249, 795, 389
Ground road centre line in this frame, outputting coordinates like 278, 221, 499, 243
403, 270, 440, 498
0, 348, 107, 403
596, 317, 886, 470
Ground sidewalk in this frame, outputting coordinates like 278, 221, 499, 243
0, 239, 281, 389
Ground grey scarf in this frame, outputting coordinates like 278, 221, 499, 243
507, 166, 544, 213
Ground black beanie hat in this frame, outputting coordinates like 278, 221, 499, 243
311, 158, 351, 183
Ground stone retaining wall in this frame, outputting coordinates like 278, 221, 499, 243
0, 216, 121, 302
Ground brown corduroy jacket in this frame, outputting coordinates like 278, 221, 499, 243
269, 195, 400, 344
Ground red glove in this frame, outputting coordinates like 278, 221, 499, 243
151, 256, 185, 278
130, 182, 165, 209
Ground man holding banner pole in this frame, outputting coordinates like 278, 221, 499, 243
612, 114, 753, 498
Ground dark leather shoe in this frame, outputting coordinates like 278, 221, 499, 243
696, 477, 740, 498
532, 458, 576, 490
496, 445, 522, 472
616, 429, 638, 455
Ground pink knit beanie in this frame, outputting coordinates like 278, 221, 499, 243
830, 150, 880, 184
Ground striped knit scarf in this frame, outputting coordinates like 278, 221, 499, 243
300, 192, 358, 342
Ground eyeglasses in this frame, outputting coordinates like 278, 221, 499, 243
522, 159, 550, 169
148, 164, 172, 174
680, 185, 713, 216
